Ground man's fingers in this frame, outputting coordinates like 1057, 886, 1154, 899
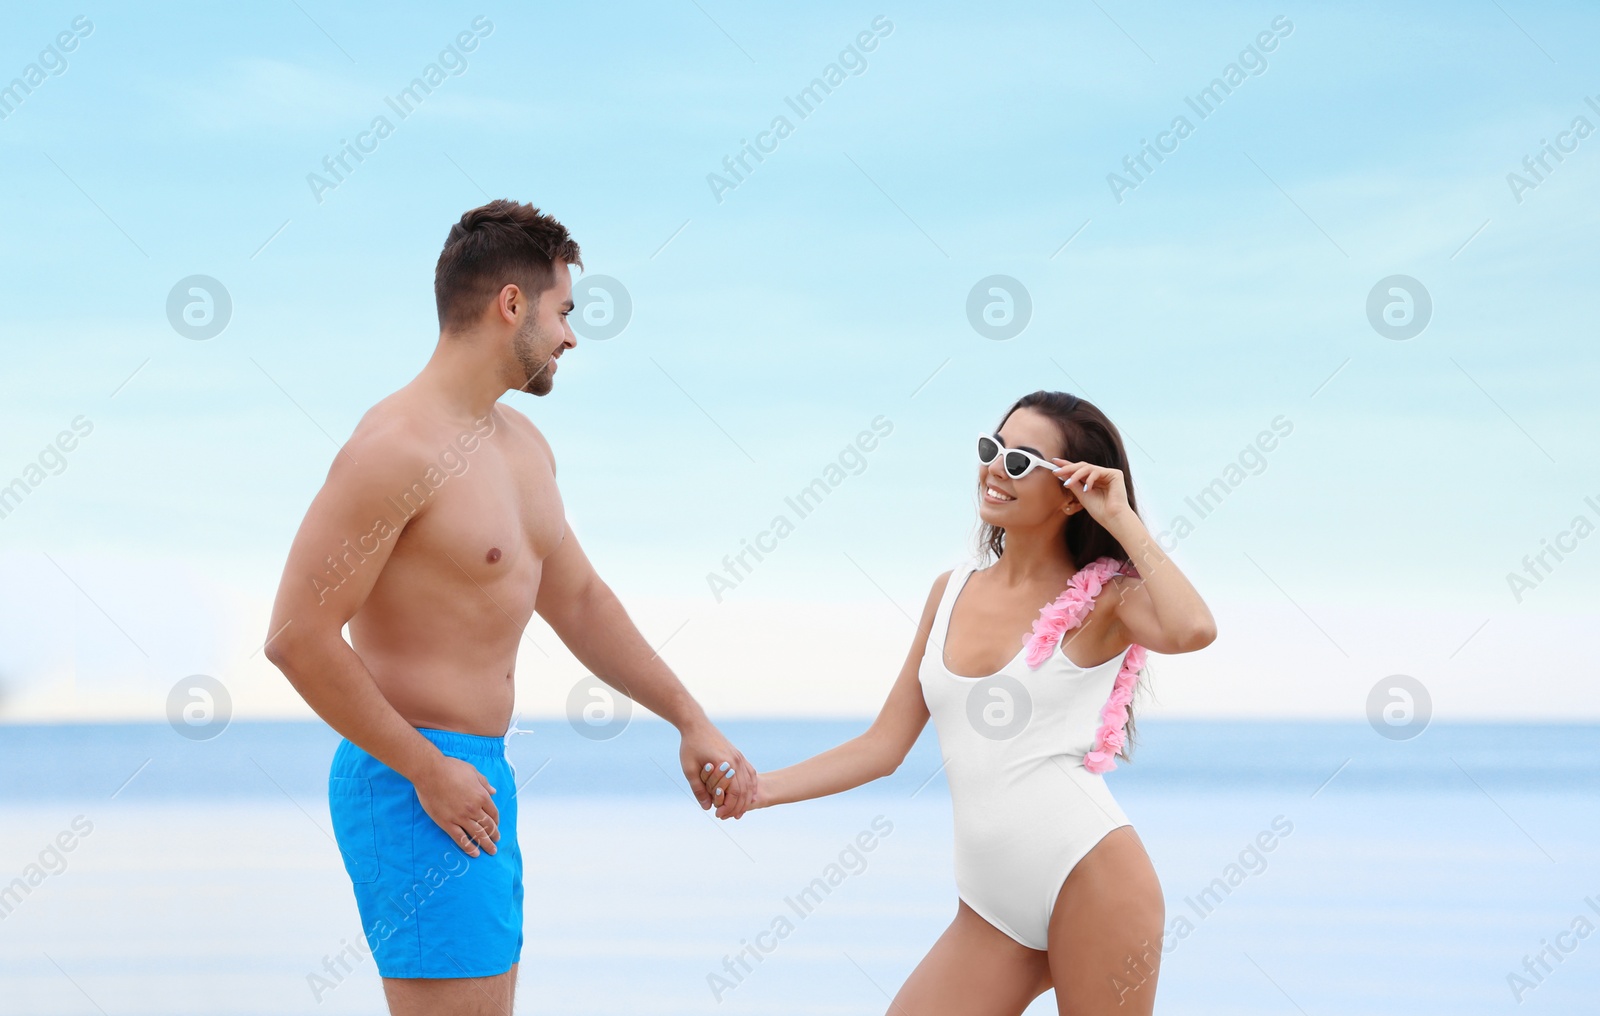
733, 771, 752, 819
688, 766, 712, 808
469, 818, 497, 855
726, 754, 751, 816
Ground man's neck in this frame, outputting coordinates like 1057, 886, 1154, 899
415, 331, 513, 422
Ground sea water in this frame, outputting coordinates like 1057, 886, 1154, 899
0, 719, 1595, 1014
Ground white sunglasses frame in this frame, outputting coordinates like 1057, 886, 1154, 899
977, 433, 1063, 481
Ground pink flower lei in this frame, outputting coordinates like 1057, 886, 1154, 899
1022, 556, 1146, 774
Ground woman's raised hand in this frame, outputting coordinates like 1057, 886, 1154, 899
1051, 458, 1133, 522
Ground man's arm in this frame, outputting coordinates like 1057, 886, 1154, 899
533, 520, 757, 817
263, 419, 501, 856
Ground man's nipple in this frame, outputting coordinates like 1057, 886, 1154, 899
486, 547, 502, 564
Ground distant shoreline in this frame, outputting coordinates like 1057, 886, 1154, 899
2, 718, 1594, 802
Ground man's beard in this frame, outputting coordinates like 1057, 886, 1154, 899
513, 319, 556, 396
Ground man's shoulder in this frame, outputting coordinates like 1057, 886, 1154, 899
353, 395, 424, 442
336, 397, 436, 477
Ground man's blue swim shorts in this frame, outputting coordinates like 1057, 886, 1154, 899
328, 727, 522, 979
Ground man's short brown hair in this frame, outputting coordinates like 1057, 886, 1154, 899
434, 199, 583, 331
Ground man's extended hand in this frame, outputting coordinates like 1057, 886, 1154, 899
679, 721, 757, 819
413, 754, 500, 856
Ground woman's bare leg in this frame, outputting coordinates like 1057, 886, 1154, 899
887, 900, 1051, 1016
1045, 826, 1164, 1015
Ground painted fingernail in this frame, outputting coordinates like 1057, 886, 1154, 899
714, 787, 722, 796
719, 762, 730, 772
703, 763, 712, 772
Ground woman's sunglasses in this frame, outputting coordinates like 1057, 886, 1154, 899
977, 434, 1061, 480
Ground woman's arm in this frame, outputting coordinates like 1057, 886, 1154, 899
1052, 456, 1217, 656
725, 571, 951, 813
1103, 509, 1217, 654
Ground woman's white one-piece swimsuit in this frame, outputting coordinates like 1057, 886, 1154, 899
917, 556, 1135, 950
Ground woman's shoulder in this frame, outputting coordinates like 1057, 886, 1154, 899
923, 558, 974, 603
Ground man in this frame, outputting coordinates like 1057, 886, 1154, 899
265, 199, 756, 1014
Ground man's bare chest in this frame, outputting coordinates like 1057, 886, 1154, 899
386, 434, 565, 587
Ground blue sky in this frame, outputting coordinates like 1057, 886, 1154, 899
0, 1, 1595, 721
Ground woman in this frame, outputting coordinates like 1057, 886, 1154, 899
702, 390, 1216, 1015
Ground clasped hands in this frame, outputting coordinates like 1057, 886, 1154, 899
698, 758, 755, 819
679, 724, 758, 820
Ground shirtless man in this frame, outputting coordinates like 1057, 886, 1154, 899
265, 199, 756, 1015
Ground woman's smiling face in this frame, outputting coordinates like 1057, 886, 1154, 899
978, 407, 1078, 527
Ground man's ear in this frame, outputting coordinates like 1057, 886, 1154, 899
496, 283, 523, 325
